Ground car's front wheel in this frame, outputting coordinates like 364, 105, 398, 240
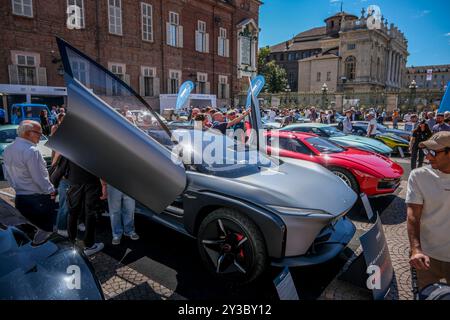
197, 208, 268, 284
329, 166, 360, 194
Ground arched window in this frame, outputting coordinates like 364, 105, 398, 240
345, 56, 356, 80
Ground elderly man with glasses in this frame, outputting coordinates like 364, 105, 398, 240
2, 120, 56, 232
406, 131, 450, 290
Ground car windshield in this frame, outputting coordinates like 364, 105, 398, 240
24, 106, 47, 118
174, 129, 279, 178
306, 137, 344, 154
320, 126, 346, 137
0, 129, 17, 143
64, 44, 173, 148
377, 124, 388, 131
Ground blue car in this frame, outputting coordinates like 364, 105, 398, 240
10, 103, 55, 125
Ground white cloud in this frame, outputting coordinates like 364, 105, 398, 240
445, 33, 450, 37
330, 0, 340, 3
413, 10, 431, 18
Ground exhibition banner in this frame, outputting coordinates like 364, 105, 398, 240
273, 267, 299, 300
245, 75, 265, 109
176, 81, 195, 110
359, 214, 394, 300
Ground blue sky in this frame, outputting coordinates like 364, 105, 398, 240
259, 0, 450, 67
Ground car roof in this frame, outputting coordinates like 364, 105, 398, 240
12, 103, 47, 107
268, 130, 318, 139
283, 123, 329, 128
0, 125, 19, 130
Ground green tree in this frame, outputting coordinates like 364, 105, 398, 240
258, 47, 288, 93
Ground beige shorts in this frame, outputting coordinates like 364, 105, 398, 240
416, 257, 450, 290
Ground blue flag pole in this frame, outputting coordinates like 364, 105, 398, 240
438, 82, 450, 113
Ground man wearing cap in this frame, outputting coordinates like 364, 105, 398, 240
432, 113, 450, 133
426, 112, 436, 129
406, 132, 450, 289
444, 111, 450, 125
366, 112, 377, 138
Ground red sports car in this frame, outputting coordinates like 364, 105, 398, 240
266, 131, 404, 197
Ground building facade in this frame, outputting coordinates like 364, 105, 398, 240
405, 65, 450, 90
268, 9, 409, 99
0, 0, 262, 119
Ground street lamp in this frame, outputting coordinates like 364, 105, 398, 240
321, 83, 328, 109
409, 79, 417, 111
284, 84, 291, 107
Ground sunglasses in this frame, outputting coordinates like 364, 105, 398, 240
423, 148, 448, 157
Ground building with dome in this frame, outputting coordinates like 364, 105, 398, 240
267, 9, 409, 101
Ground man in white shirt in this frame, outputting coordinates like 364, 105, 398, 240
404, 112, 413, 132
268, 108, 276, 122
406, 131, 450, 289
3, 120, 56, 231
366, 112, 378, 138
342, 110, 353, 134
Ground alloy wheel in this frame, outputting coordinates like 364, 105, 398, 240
201, 219, 252, 275
333, 171, 352, 188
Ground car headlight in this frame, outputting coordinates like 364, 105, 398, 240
268, 205, 332, 217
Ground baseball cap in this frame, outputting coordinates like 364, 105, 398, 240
419, 132, 450, 150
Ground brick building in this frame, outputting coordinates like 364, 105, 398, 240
0, 0, 261, 120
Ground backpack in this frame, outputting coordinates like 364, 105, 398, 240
48, 155, 69, 189
419, 283, 450, 300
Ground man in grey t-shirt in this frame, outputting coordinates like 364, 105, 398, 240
406, 132, 450, 289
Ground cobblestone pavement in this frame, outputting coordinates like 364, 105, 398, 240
89, 252, 186, 300
321, 157, 413, 300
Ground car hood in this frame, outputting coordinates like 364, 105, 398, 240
377, 133, 409, 145
385, 128, 412, 137
201, 159, 358, 217
329, 149, 404, 178
330, 135, 393, 153
249, 160, 357, 215
37, 142, 52, 159
0, 211, 103, 300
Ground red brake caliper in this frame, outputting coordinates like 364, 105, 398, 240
236, 234, 245, 259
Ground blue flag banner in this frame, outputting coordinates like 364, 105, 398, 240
438, 82, 450, 113
245, 75, 265, 109
176, 81, 195, 110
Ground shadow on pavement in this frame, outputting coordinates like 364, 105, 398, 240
94, 213, 347, 300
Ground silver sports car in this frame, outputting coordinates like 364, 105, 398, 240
48, 38, 357, 283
